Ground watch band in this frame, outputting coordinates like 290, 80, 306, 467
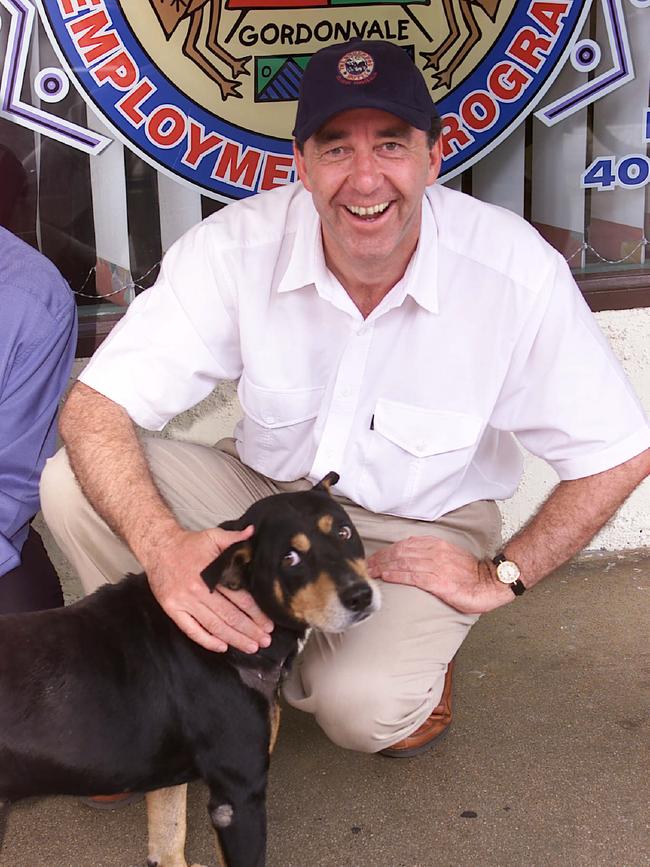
509, 578, 526, 596
492, 553, 526, 596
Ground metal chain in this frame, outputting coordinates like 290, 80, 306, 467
72, 261, 161, 299
70, 240, 649, 299
565, 238, 648, 266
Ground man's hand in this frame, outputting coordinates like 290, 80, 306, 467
144, 525, 274, 654
367, 536, 513, 614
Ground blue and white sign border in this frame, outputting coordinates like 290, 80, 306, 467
0, 0, 639, 201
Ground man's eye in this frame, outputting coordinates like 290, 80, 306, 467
320, 145, 350, 160
282, 550, 301, 567
338, 525, 352, 540
381, 142, 402, 152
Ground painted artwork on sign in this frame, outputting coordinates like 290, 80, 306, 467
0, 0, 641, 201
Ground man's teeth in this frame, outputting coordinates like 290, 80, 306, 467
346, 202, 390, 216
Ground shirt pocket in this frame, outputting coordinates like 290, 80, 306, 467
237, 375, 324, 479
362, 398, 483, 516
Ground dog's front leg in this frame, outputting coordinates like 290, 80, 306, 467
146, 784, 206, 867
208, 787, 266, 867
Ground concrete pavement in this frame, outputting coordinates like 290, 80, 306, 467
2, 527, 649, 867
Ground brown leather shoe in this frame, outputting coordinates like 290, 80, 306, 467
380, 661, 454, 758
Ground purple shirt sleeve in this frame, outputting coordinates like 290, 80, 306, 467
0, 228, 77, 577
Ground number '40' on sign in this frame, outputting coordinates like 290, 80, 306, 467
581, 154, 650, 191
581, 108, 650, 191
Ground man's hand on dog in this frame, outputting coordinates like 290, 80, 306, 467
144, 526, 274, 653
367, 536, 513, 614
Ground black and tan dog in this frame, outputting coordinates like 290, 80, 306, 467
0, 472, 379, 867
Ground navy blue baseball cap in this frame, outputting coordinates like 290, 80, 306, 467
293, 40, 440, 143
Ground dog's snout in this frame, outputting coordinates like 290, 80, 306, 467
340, 582, 373, 613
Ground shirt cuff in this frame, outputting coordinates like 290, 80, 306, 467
77, 367, 169, 431
0, 534, 21, 577
551, 427, 650, 480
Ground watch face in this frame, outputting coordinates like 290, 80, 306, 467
496, 560, 521, 584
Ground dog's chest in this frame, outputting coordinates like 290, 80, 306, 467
233, 662, 283, 704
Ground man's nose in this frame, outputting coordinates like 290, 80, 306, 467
348, 150, 382, 193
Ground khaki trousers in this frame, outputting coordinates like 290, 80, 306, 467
40, 437, 501, 753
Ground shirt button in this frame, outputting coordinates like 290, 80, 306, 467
341, 388, 351, 398
264, 415, 275, 424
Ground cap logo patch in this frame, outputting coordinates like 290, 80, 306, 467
337, 51, 376, 86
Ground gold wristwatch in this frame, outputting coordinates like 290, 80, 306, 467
492, 553, 526, 596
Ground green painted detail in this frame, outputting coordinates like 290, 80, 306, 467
256, 54, 311, 93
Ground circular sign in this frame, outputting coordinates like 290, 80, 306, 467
40, 0, 590, 201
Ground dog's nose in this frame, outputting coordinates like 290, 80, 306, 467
340, 582, 373, 613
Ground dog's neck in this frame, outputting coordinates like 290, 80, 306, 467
228, 624, 302, 669
226, 625, 305, 704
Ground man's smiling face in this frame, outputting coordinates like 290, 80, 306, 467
294, 108, 441, 278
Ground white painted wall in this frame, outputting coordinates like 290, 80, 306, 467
499, 308, 650, 550
154, 307, 650, 551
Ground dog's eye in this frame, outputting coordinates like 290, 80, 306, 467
338, 525, 352, 540
282, 550, 301, 567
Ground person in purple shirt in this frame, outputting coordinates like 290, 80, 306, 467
0, 224, 77, 612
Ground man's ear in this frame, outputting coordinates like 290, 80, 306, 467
292, 140, 312, 192
201, 540, 253, 592
427, 137, 443, 186
313, 471, 340, 494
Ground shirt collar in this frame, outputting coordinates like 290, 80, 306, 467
402, 192, 439, 315
277, 188, 439, 316
276, 188, 322, 295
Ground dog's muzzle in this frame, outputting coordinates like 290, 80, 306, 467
340, 582, 373, 613
340, 578, 381, 625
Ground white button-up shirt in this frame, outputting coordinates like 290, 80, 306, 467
80, 182, 650, 521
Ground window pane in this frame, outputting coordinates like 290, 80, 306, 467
1, 0, 647, 357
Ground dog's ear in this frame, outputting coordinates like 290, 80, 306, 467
200, 540, 253, 592
314, 471, 340, 494
218, 517, 249, 532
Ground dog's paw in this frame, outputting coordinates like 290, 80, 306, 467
146, 861, 206, 867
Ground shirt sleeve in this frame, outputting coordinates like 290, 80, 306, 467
79, 220, 244, 430
490, 254, 650, 479
0, 295, 77, 576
